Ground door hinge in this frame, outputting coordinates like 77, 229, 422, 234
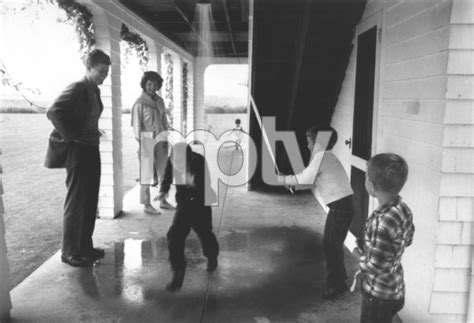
377, 28, 382, 43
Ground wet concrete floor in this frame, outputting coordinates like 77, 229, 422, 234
10, 147, 364, 322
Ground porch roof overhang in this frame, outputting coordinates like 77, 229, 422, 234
119, 0, 249, 58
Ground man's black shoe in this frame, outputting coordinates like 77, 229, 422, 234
166, 269, 185, 292
82, 248, 105, 260
207, 257, 218, 273
322, 284, 348, 299
61, 254, 90, 267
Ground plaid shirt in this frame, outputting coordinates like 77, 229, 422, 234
359, 196, 414, 300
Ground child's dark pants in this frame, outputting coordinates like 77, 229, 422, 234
361, 289, 404, 323
323, 195, 353, 289
167, 203, 219, 271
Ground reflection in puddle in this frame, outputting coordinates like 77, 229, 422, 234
100, 228, 325, 306
121, 238, 144, 304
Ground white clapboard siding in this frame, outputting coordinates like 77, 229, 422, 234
331, 0, 473, 321
435, 0, 474, 319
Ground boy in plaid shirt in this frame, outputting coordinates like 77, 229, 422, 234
356, 153, 414, 323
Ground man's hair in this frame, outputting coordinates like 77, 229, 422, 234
140, 71, 164, 91
367, 153, 408, 194
235, 119, 241, 125
85, 49, 111, 69
306, 125, 338, 150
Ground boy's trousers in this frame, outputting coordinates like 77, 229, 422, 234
360, 289, 404, 323
167, 203, 219, 271
323, 195, 353, 288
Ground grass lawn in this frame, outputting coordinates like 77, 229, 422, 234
0, 113, 137, 289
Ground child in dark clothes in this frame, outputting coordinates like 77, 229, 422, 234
158, 142, 219, 292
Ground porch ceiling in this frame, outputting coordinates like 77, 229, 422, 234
119, 0, 249, 58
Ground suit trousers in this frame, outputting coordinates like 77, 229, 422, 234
62, 144, 101, 256
323, 202, 353, 288
167, 203, 219, 271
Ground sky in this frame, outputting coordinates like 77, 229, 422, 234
0, 3, 84, 101
204, 64, 248, 99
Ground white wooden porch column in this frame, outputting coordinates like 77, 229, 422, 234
172, 54, 183, 133
84, 1, 124, 219
185, 59, 194, 135
193, 57, 208, 141
147, 40, 164, 77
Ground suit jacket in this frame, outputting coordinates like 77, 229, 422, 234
44, 78, 103, 168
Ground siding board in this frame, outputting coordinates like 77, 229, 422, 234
383, 76, 448, 99
442, 148, 474, 172
457, 198, 474, 222
450, 0, 474, 23
433, 269, 470, 292
384, 51, 448, 81
446, 76, 474, 100
385, 2, 452, 45
440, 174, 474, 196
447, 50, 474, 74
386, 0, 444, 28
444, 100, 474, 124
430, 292, 469, 314
385, 27, 450, 63
443, 125, 474, 147
382, 115, 445, 146
449, 25, 474, 49
382, 99, 446, 123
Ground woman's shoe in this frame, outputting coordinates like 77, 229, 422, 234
144, 204, 161, 214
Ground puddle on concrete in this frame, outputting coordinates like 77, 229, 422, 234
67, 227, 357, 322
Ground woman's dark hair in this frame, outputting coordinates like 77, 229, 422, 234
140, 71, 163, 90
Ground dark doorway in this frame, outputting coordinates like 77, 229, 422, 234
349, 25, 378, 238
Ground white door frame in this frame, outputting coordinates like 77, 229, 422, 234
345, 9, 384, 251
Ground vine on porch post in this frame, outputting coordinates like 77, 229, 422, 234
56, 0, 95, 58
164, 52, 174, 128
120, 24, 148, 70
182, 60, 188, 134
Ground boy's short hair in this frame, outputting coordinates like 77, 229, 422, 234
140, 71, 163, 90
367, 153, 408, 194
235, 119, 241, 124
85, 49, 111, 69
306, 125, 338, 150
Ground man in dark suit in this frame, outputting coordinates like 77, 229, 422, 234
44, 49, 111, 267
